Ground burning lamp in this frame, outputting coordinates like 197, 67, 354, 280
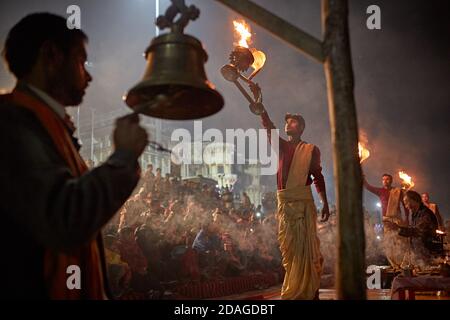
399, 170, 415, 190
221, 20, 267, 115
124, 0, 224, 120
358, 142, 370, 163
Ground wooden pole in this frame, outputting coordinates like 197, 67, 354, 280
322, 0, 366, 299
214, 0, 324, 63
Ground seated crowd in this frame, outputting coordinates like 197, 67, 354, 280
102, 165, 282, 298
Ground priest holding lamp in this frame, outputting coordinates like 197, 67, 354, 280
221, 18, 329, 300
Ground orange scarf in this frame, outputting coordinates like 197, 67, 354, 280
2, 89, 105, 299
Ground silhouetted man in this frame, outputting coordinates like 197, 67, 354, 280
0, 13, 148, 299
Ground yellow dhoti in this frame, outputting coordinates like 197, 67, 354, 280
276, 142, 323, 300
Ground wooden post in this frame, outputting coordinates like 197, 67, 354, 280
322, 0, 366, 299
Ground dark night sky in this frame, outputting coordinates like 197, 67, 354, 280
0, 0, 449, 218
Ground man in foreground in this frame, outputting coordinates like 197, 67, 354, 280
0, 13, 148, 299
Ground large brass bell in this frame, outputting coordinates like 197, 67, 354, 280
124, 0, 224, 120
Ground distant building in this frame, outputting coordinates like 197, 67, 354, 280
173, 141, 266, 205
71, 110, 272, 205
71, 108, 171, 174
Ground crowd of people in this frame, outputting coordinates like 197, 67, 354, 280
101, 165, 407, 298
102, 165, 282, 298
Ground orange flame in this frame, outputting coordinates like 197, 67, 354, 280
233, 20, 266, 76
399, 171, 415, 189
358, 142, 370, 163
233, 20, 251, 48
249, 48, 266, 76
